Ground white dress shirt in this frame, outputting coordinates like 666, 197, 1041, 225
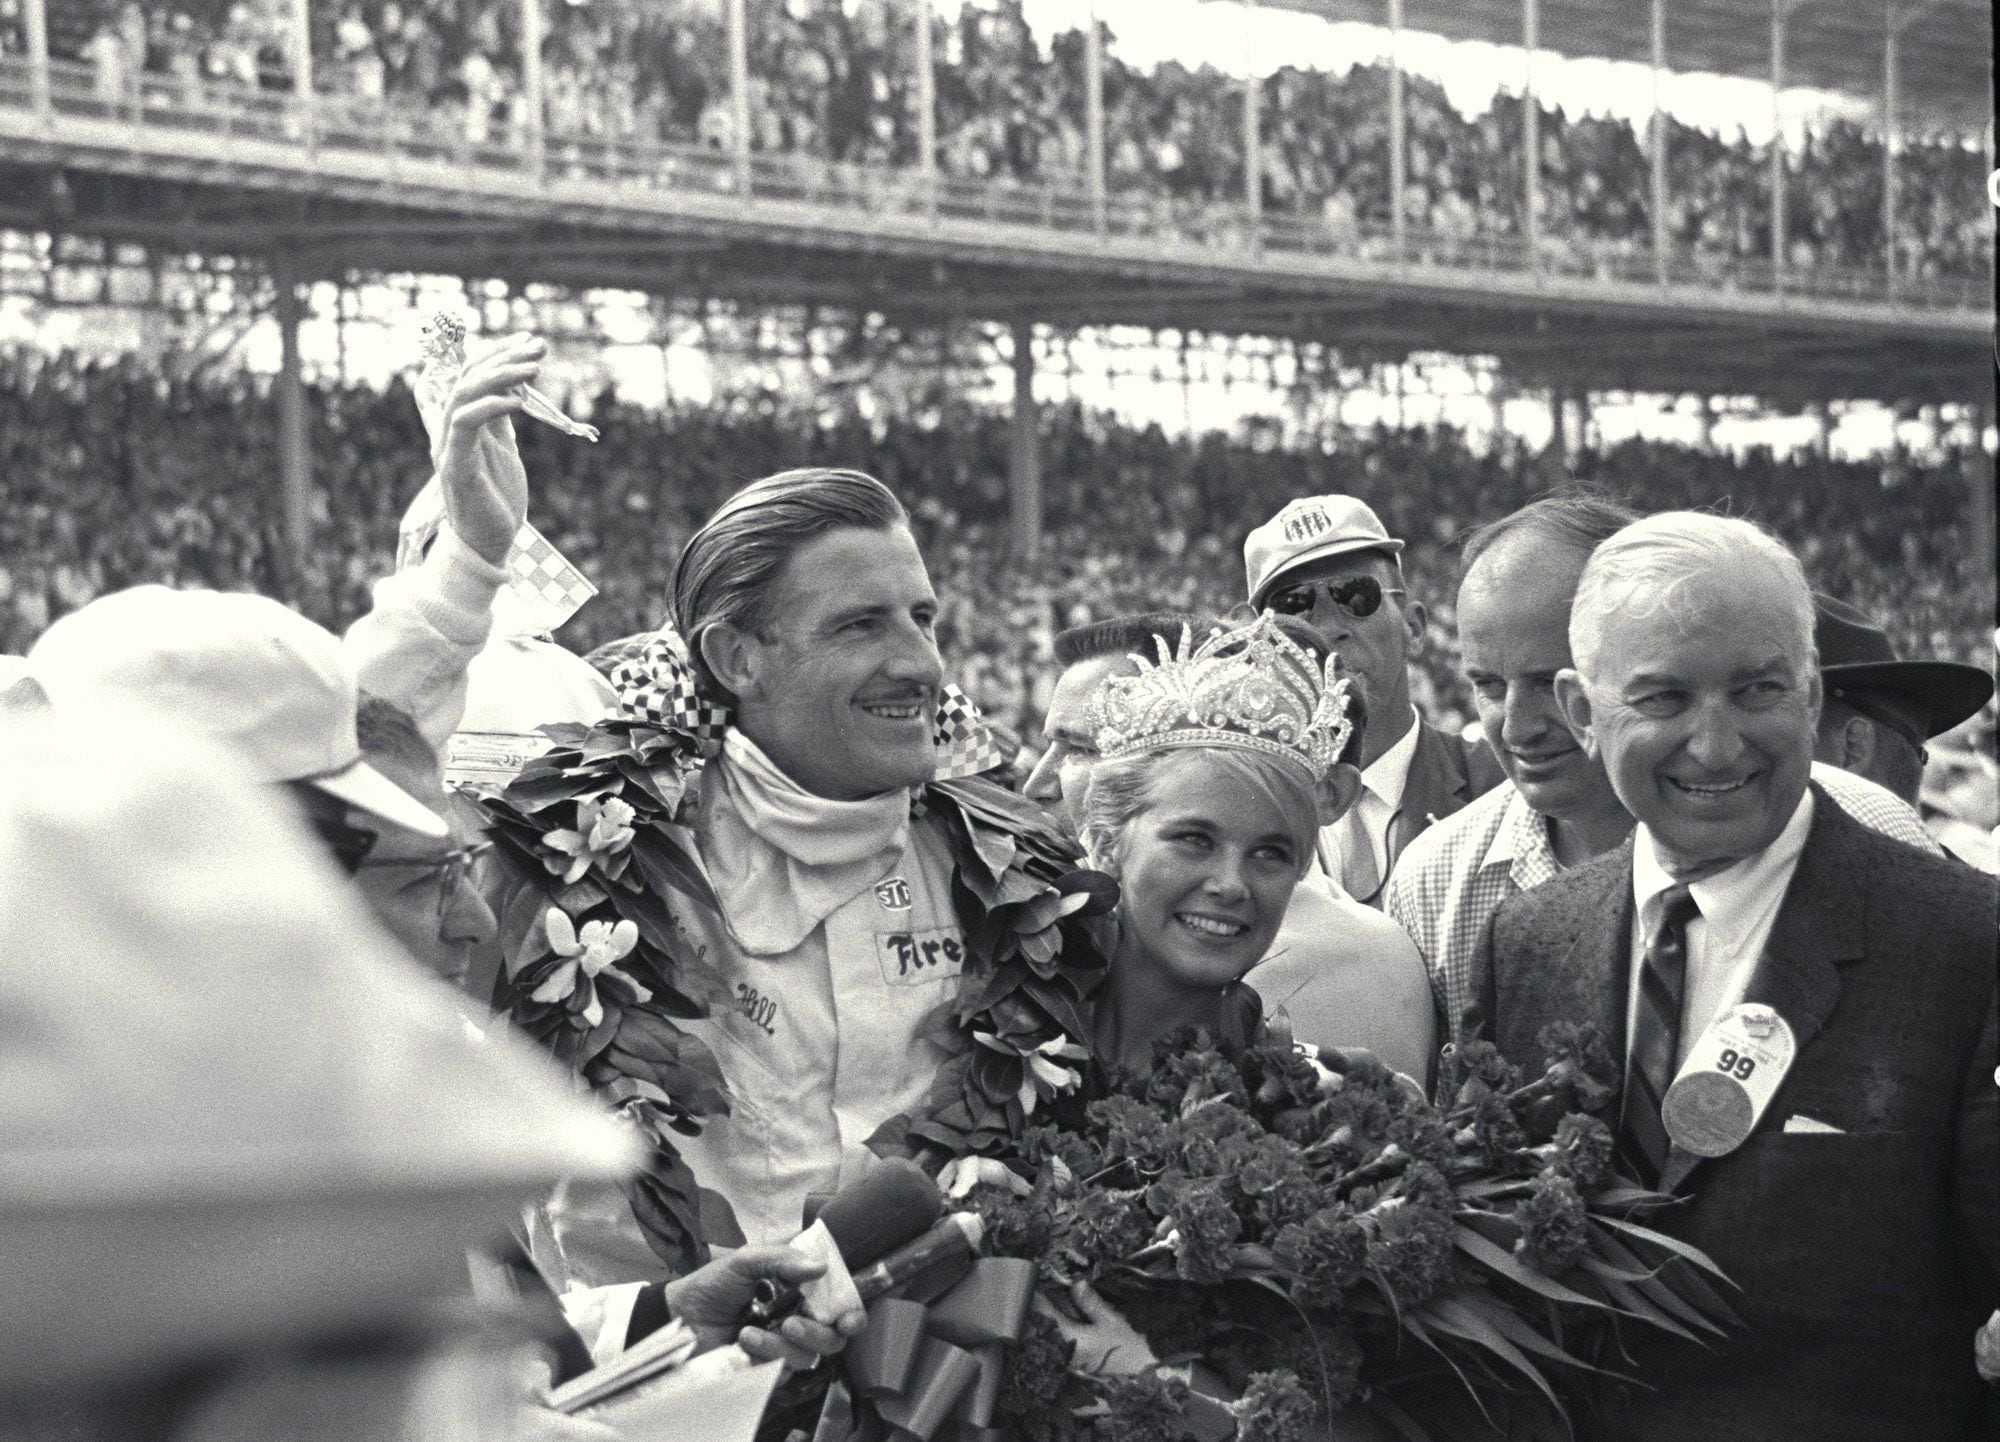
1626, 788, 1816, 1074
1319, 705, 1421, 898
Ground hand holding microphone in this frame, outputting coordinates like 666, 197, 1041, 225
663, 1246, 865, 1371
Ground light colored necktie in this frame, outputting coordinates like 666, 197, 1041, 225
1339, 802, 1383, 904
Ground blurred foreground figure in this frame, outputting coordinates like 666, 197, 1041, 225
0, 711, 637, 1441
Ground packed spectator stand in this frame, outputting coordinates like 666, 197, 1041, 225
2, 351, 1989, 760
20, 0, 1993, 288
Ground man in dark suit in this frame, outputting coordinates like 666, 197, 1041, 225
1245, 494, 1502, 905
1468, 511, 1998, 1441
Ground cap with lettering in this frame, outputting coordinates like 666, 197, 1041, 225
1244, 495, 1404, 608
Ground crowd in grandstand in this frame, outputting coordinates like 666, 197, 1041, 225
2, 347, 1990, 773
24, 0, 1992, 283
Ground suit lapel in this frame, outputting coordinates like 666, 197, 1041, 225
1396, 724, 1464, 838
1505, 839, 1636, 1066
1657, 788, 1865, 1192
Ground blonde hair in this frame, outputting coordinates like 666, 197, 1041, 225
1078, 746, 1319, 881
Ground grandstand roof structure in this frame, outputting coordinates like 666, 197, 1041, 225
1241, 0, 1994, 128
0, 0, 1991, 410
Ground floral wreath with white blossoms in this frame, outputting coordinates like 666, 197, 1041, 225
474, 627, 1114, 1274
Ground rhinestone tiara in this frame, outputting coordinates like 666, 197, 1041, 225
1087, 612, 1354, 782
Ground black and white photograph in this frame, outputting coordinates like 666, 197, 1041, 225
0, 1, 1995, 1438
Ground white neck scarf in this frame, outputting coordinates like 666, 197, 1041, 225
698, 729, 911, 955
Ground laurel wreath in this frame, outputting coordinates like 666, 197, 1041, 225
477, 715, 1110, 1274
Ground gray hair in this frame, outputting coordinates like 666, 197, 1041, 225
1077, 746, 1320, 882
1570, 512, 1815, 683
672, 469, 908, 703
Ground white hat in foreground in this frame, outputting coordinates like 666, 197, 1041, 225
25, 585, 447, 838
0, 710, 639, 1388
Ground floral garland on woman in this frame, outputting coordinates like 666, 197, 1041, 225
474, 632, 1110, 1275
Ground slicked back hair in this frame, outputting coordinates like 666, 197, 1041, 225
1456, 488, 1641, 586
1053, 612, 1219, 668
672, 468, 908, 703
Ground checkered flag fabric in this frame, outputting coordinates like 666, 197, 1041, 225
498, 524, 598, 637
611, 631, 732, 744
933, 683, 1006, 780
609, 628, 1003, 778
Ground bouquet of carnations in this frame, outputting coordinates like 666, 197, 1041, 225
951, 1020, 1736, 1442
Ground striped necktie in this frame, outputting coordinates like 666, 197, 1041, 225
1621, 883, 1700, 1187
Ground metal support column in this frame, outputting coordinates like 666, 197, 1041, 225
287, 0, 315, 151
1650, 0, 1669, 282
1523, 0, 1540, 271
1086, 5, 1107, 235
1769, 0, 1787, 290
23, 0, 49, 122
728, 0, 752, 194
1881, 14, 1899, 291
1242, 1, 1262, 234
272, 256, 311, 600
520, 0, 545, 178
916, 0, 937, 221
1008, 321, 1042, 564
1389, 0, 1406, 258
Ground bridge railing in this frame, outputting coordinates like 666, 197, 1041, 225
3, 54, 1986, 316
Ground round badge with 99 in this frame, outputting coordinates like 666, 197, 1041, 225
1661, 1003, 1796, 1159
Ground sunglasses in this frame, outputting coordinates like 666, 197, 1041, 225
357, 840, 494, 932
1267, 575, 1405, 621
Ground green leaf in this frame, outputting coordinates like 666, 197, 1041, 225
628, 830, 720, 913
1598, 1277, 1708, 1346
1595, 1215, 1737, 1287
1419, 1294, 1564, 1416
1454, 1226, 1609, 1311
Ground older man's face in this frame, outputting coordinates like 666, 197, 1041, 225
1023, 653, 1134, 833
1565, 568, 1819, 877
1262, 550, 1421, 729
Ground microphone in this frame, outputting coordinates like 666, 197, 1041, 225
848, 1212, 985, 1306
740, 1159, 944, 1328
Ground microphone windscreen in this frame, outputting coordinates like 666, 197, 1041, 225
811, 1158, 943, 1270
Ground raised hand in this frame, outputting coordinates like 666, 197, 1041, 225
436, 333, 544, 567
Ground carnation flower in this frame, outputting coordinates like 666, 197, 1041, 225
540, 796, 637, 884
1024, 1122, 1104, 1180
1091, 1372, 1198, 1442
1057, 1188, 1152, 1281
964, 1182, 1055, 1261
1464, 1089, 1528, 1163
1444, 1038, 1523, 1107
997, 1308, 1077, 1434
1541, 1113, 1615, 1189
1143, 1034, 1249, 1112
1143, 1171, 1243, 1283
1233, 1369, 1316, 1442
1089, 1094, 1174, 1173
1272, 1204, 1368, 1294
1535, 1021, 1618, 1114
1362, 1197, 1457, 1305
1516, 1174, 1589, 1275
529, 909, 647, 1027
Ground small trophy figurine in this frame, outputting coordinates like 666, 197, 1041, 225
416, 311, 600, 459
403, 311, 600, 637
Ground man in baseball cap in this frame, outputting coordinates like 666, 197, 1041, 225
26, 584, 449, 843
1244, 495, 1501, 905
1812, 592, 1995, 808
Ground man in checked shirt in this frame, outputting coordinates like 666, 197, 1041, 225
1386, 490, 1942, 1050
